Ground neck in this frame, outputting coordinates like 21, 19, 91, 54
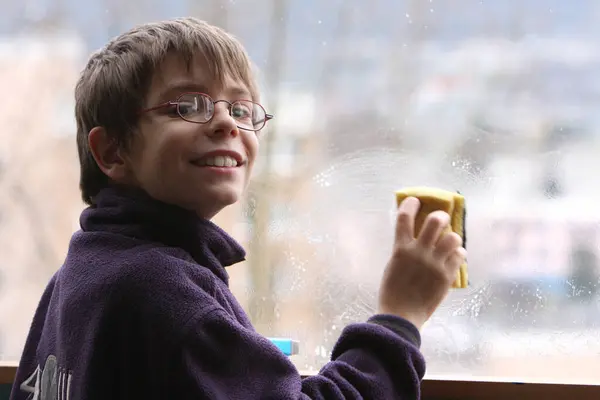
81, 185, 246, 284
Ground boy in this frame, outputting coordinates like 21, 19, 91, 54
11, 18, 466, 399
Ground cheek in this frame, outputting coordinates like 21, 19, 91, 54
133, 138, 180, 183
245, 134, 260, 167
153, 128, 193, 165
121, 141, 147, 181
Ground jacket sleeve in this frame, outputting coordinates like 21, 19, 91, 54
179, 308, 426, 399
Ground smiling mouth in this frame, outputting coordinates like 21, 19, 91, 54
191, 155, 243, 168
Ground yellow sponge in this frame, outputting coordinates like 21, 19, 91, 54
395, 187, 468, 289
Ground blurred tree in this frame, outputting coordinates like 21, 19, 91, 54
247, 0, 289, 334
540, 124, 567, 199
385, 0, 428, 126
567, 244, 600, 303
315, 0, 355, 116
453, 115, 498, 178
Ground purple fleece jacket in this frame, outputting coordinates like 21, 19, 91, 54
11, 186, 425, 400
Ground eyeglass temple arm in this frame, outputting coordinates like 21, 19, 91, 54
141, 101, 176, 114
257, 114, 274, 125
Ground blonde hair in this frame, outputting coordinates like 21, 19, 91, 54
75, 17, 258, 205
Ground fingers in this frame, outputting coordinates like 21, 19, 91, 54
437, 235, 466, 285
445, 247, 467, 270
395, 197, 420, 245
417, 211, 450, 247
432, 231, 463, 259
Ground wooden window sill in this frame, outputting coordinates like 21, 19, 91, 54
1, 363, 598, 399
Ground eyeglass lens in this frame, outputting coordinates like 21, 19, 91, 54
176, 93, 266, 130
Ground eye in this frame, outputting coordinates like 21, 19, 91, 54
231, 102, 252, 120
177, 100, 198, 116
166, 103, 180, 116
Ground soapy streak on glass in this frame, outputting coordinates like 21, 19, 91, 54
244, 145, 600, 382
1, 0, 600, 389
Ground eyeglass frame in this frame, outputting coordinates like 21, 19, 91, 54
140, 92, 274, 132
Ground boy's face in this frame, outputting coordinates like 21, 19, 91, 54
125, 55, 259, 219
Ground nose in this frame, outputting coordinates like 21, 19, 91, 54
207, 101, 239, 138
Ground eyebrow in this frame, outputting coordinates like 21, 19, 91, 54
157, 82, 252, 102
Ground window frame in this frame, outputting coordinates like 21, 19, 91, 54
1, 364, 599, 398
419, 377, 600, 399
0, 363, 16, 386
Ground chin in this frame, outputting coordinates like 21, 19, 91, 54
215, 191, 241, 207
196, 188, 243, 217
216, 184, 245, 203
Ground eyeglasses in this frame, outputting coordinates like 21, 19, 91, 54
141, 92, 273, 132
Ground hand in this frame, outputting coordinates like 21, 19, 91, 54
377, 197, 467, 330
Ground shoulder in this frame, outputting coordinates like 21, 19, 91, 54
117, 246, 221, 301
64, 231, 222, 324
68, 230, 216, 285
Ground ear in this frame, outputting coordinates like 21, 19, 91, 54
88, 127, 128, 182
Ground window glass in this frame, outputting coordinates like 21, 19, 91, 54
2, 0, 600, 384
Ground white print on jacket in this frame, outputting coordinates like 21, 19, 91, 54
19, 355, 72, 400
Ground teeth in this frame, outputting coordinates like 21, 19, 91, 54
201, 156, 239, 167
